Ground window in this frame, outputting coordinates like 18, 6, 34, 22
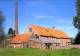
56, 43, 60, 46
23, 44, 28, 48
67, 42, 71, 45
45, 43, 51, 49
57, 39, 60, 43
35, 34, 39, 39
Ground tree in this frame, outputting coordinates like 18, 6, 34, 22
73, 0, 80, 31
0, 10, 5, 43
75, 33, 80, 44
8, 28, 14, 38
73, 0, 80, 44
73, 16, 80, 31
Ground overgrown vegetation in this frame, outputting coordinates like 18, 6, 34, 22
0, 10, 5, 44
73, 0, 80, 44
8, 27, 14, 38
0, 48, 80, 56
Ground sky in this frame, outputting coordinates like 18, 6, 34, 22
0, 0, 77, 38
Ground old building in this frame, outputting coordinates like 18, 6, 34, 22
10, 24, 71, 49
28, 25, 71, 49
11, 32, 30, 48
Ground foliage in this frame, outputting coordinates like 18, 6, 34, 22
0, 10, 5, 43
73, 16, 80, 30
8, 28, 14, 37
74, 32, 80, 44
73, 0, 80, 31
73, 0, 80, 44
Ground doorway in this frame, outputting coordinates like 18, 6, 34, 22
45, 43, 52, 49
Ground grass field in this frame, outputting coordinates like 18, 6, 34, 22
0, 48, 80, 56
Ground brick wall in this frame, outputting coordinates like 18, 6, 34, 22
29, 40, 42, 48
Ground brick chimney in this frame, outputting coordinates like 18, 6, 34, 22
14, 0, 18, 35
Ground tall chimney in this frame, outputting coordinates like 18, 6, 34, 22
15, 0, 18, 35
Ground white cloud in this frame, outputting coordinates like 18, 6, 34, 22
66, 26, 74, 30
57, 19, 72, 24
57, 19, 65, 23
32, 15, 54, 20
36, 15, 54, 19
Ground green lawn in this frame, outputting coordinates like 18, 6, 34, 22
0, 48, 80, 56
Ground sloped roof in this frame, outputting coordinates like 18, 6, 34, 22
11, 32, 30, 44
29, 25, 69, 39
47, 28, 68, 38
29, 25, 51, 36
